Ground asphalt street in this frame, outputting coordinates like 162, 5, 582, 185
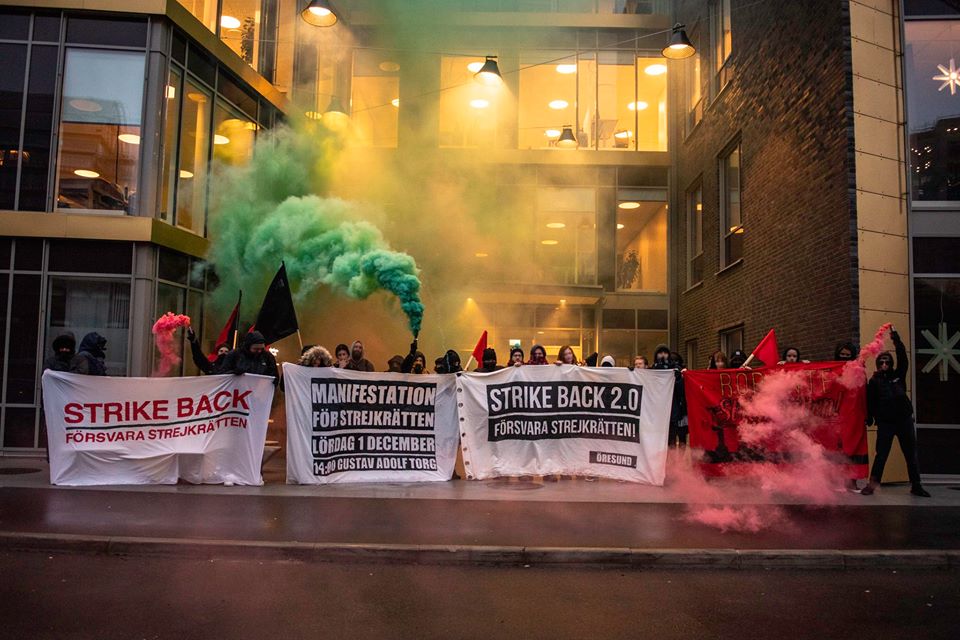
1, 551, 957, 640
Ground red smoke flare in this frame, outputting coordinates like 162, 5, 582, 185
152, 312, 191, 376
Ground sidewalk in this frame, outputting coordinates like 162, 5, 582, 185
2, 456, 959, 569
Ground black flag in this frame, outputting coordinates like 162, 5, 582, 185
252, 263, 299, 345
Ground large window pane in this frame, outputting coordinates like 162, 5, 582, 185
439, 55, 502, 148
721, 142, 742, 266
597, 51, 636, 150
0, 44, 27, 209
905, 20, 960, 201
616, 200, 666, 291
913, 277, 960, 424
176, 80, 212, 234
213, 99, 256, 167
19, 45, 58, 211
6, 274, 40, 404
687, 184, 703, 287
156, 282, 185, 376
537, 187, 596, 284
519, 51, 577, 150
176, 0, 219, 32
47, 277, 130, 376
219, 0, 262, 67
636, 56, 667, 151
161, 67, 183, 222
57, 49, 145, 213
351, 50, 399, 148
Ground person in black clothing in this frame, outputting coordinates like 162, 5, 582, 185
861, 327, 930, 497
43, 332, 76, 373
186, 327, 230, 375
729, 349, 748, 369
652, 345, 687, 448
834, 342, 857, 361
69, 332, 108, 376
475, 348, 503, 373
387, 355, 405, 372
402, 340, 429, 373
509, 347, 524, 367
218, 331, 279, 382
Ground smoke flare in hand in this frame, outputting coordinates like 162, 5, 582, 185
838, 322, 893, 389
152, 312, 191, 376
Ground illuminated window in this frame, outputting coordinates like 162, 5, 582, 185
351, 50, 399, 148
175, 79, 213, 235
684, 27, 705, 133
160, 67, 182, 223
519, 51, 577, 150
218, 1, 261, 67
616, 198, 666, 292
712, 0, 733, 91
56, 49, 144, 213
537, 187, 597, 285
439, 55, 502, 148
635, 56, 668, 151
176, 0, 218, 32
687, 182, 703, 287
720, 140, 742, 267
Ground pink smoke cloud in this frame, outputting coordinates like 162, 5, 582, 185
152, 312, 191, 376
838, 322, 892, 389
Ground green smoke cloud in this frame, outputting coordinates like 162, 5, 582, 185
205, 122, 424, 336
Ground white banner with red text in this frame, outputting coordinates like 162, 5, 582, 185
42, 371, 274, 486
458, 366, 674, 484
284, 365, 460, 484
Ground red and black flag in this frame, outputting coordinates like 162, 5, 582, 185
209, 291, 241, 361
251, 262, 299, 345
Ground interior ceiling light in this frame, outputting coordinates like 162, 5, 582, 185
220, 15, 241, 29
661, 23, 696, 60
628, 101, 649, 111
117, 133, 141, 145
391, 98, 400, 107
467, 61, 484, 73
475, 252, 488, 258
474, 56, 503, 86
548, 99, 569, 110
546, 222, 566, 229
541, 239, 559, 245
545, 129, 561, 138
213, 134, 230, 145
74, 169, 100, 178
379, 61, 400, 72
322, 95, 349, 129
556, 63, 577, 74
165, 85, 177, 100
301, 0, 338, 27
617, 223, 625, 229
186, 92, 208, 103
470, 98, 490, 109
730, 225, 745, 234
644, 63, 668, 76
618, 201, 640, 209
613, 130, 633, 139
68, 99, 102, 112
556, 126, 577, 148
179, 169, 194, 179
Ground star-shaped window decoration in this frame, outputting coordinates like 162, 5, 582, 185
933, 58, 960, 95
918, 322, 960, 382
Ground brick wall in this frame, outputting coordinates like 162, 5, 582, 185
670, 0, 858, 367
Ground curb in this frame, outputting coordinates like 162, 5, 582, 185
1, 531, 958, 569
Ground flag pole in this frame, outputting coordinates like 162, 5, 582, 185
232, 290, 242, 349
296, 329, 304, 352
741, 353, 755, 368
463, 355, 475, 371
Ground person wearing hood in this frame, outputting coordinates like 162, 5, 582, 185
186, 327, 230, 375
299, 345, 334, 367
69, 332, 108, 376
475, 348, 503, 373
401, 340, 429, 374
509, 347, 524, 367
652, 345, 687, 448
600, 355, 616, 367
861, 327, 930, 497
218, 331, 278, 382
443, 350, 462, 373
345, 339, 375, 372
834, 342, 857, 361
43, 333, 76, 373
729, 349, 749, 368
387, 355, 405, 372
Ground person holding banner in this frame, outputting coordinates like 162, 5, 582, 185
509, 347, 524, 367
345, 340, 376, 372
527, 345, 549, 365
555, 345, 580, 366
652, 345, 687, 448
334, 344, 350, 368
861, 328, 930, 497
69, 332, 108, 376
219, 331, 279, 383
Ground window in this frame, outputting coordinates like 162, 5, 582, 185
176, 0, 219, 32
47, 277, 130, 377
684, 27, 705, 134
218, 0, 263, 66
905, 20, 960, 201
160, 67, 183, 222
0, 43, 27, 210
350, 50, 399, 148
686, 182, 703, 287
616, 198, 667, 292
175, 79, 213, 234
720, 325, 743, 358
712, 0, 732, 92
519, 51, 578, 150
537, 187, 597, 285
634, 56, 668, 151
440, 55, 503, 148
720, 140, 743, 267
685, 339, 698, 369
56, 49, 145, 213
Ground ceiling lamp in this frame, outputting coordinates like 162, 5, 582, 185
117, 133, 141, 145
213, 134, 230, 145
322, 95, 349, 129
613, 130, 633, 139
474, 56, 503, 86
391, 98, 400, 107
74, 169, 100, 178
220, 15, 241, 30
617, 223, 625, 229
662, 23, 696, 60
68, 98, 102, 112
548, 99, 569, 110
628, 101, 648, 111
469, 98, 490, 109
556, 126, 577, 148
467, 61, 484, 73
546, 222, 566, 229
179, 169, 194, 179
618, 201, 640, 209
556, 63, 577, 74
301, 0, 338, 27
544, 129, 561, 138
644, 63, 667, 76
541, 240, 559, 245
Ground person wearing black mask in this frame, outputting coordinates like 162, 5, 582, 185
219, 331, 279, 382
652, 345, 687, 448
476, 348, 503, 373
70, 332, 108, 376
834, 342, 857, 361
729, 349, 748, 368
861, 327, 930, 497
43, 333, 76, 373
186, 327, 230, 375
402, 340, 428, 373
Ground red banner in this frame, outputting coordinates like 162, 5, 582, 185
683, 362, 868, 478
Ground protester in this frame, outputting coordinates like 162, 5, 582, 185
834, 342, 857, 361
633, 355, 648, 369
69, 332, 108, 376
386, 355, 404, 372
219, 331, 279, 382
345, 340, 375, 372
584, 352, 599, 367
527, 345, 549, 365
729, 349, 748, 368
601, 355, 616, 367
476, 348, 503, 373
186, 327, 229, 375
708, 350, 728, 369
861, 327, 930, 497
652, 345, 687, 448
444, 349, 463, 373
400, 340, 428, 373
299, 345, 334, 367
556, 345, 579, 366
434, 356, 448, 374
778, 346, 809, 365
509, 347, 524, 367
334, 343, 350, 368
43, 332, 76, 373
